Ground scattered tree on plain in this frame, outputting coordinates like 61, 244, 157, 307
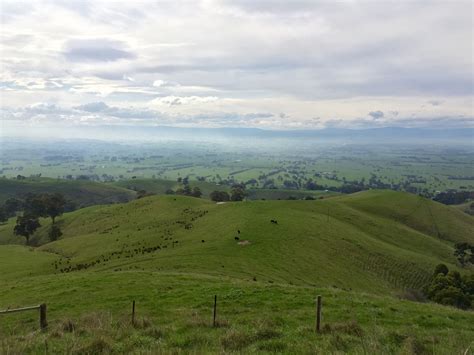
14, 214, 41, 245
230, 185, 246, 201
49, 225, 63, 241
210, 190, 230, 202
191, 187, 202, 198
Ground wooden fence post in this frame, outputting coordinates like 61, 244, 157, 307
213, 295, 217, 327
132, 300, 136, 325
316, 295, 322, 333
39, 303, 47, 331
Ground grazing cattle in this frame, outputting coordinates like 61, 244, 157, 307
202, 240, 205, 243
235, 236, 240, 241
237, 230, 241, 234
270, 219, 278, 224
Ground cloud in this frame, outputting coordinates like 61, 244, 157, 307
63, 39, 135, 62
0, 0, 472, 130
368, 111, 384, 120
151, 96, 219, 107
74, 101, 109, 112
152, 80, 178, 88
73, 101, 159, 120
2, 101, 473, 130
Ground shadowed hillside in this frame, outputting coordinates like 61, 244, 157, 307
0, 177, 135, 208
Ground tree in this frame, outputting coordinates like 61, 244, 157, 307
424, 265, 473, 310
49, 225, 63, 241
210, 191, 230, 202
231, 186, 246, 201
0, 207, 7, 223
183, 184, 192, 196
434, 263, 449, 276
23, 193, 47, 218
14, 214, 40, 245
4, 197, 23, 217
431, 286, 471, 310
191, 187, 202, 198
454, 243, 474, 267
44, 193, 66, 224
23, 193, 66, 224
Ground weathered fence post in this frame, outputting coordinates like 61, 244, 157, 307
132, 300, 136, 325
213, 295, 217, 327
1, 304, 48, 331
316, 295, 322, 333
39, 303, 48, 330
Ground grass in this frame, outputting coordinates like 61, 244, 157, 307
2, 191, 472, 292
0, 177, 135, 207
1, 189, 473, 353
1, 272, 473, 354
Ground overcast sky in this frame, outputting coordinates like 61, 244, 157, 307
1, 0, 473, 130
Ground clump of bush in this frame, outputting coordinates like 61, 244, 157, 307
423, 264, 473, 309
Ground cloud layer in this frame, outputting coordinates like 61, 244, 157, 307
1, 0, 472, 129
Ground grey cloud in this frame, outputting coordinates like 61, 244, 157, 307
3, 102, 473, 129
74, 101, 158, 119
63, 39, 135, 62
74, 102, 109, 112
368, 111, 384, 120
428, 100, 443, 106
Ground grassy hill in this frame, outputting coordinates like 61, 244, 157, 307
1, 190, 473, 353
2, 268, 473, 354
454, 201, 474, 216
0, 177, 135, 208
2, 190, 472, 291
246, 188, 339, 200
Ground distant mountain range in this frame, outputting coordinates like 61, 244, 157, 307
95, 125, 474, 141
2, 125, 473, 143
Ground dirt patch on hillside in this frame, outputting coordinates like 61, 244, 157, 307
238, 240, 251, 246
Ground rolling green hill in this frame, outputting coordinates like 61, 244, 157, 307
0, 177, 135, 208
2, 190, 472, 292
1, 190, 473, 353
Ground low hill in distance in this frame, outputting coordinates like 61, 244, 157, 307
0, 177, 135, 209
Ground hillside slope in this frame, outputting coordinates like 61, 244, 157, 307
1, 190, 473, 353
0, 177, 135, 208
111, 178, 229, 198
2, 190, 470, 295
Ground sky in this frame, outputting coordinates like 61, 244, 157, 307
0, 0, 473, 131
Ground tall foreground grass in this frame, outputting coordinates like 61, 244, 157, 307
1, 272, 473, 354
1, 310, 472, 354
